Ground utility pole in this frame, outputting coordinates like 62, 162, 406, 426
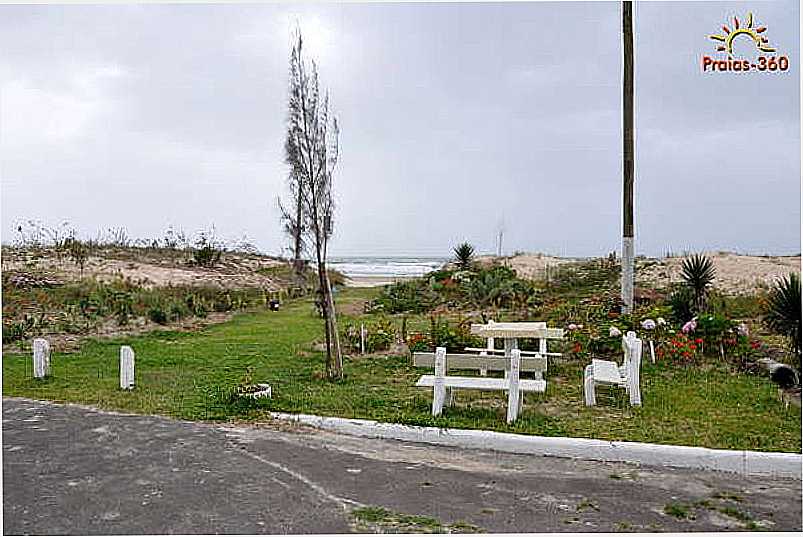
621, 0, 635, 314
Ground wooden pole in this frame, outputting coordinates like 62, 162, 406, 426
621, 0, 635, 314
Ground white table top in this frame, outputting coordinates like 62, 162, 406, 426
470, 322, 564, 339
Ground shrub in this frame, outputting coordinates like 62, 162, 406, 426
656, 333, 701, 363
764, 273, 801, 362
407, 333, 429, 352
168, 300, 190, 322
373, 279, 439, 314
680, 254, 716, 313
426, 316, 482, 352
64, 236, 89, 275
563, 323, 624, 360
148, 307, 168, 325
453, 242, 475, 270
213, 292, 233, 312
366, 317, 396, 352
694, 312, 735, 355
341, 318, 397, 354
192, 233, 223, 267
465, 265, 535, 310
668, 284, 695, 323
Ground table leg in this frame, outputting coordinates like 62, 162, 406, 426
504, 338, 518, 379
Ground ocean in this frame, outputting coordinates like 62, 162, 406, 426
328, 256, 448, 280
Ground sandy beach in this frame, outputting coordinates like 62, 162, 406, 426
344, 251, 801, 295
344, 275, 416, 288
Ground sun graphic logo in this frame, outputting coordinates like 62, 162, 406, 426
702, 12, 789, 73
708, 12, 775, 54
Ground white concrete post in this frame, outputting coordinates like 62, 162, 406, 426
432, 347, 447, 416
360, 324, 365, 355
628, 338, 642, 406
506, 349, 522, 424
621, 237, 634, 314
32, 338, 50, 379
119, 346, 135, 390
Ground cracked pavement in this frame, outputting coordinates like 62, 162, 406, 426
3, 397, 801, 534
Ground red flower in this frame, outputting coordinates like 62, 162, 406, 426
750, 341, 760, 349
695, 338, 703, 344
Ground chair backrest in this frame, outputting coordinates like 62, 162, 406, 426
621, 331, 637, 368
622, 332, 642, 404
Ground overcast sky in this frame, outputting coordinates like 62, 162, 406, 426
1, 1, 799, 258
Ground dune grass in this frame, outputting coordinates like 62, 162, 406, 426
2, 288, 800, 452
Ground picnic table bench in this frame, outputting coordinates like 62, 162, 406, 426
413, 347, 546, 423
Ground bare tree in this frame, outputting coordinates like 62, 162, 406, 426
621, 0, 635, 314
283, 31, 344, 379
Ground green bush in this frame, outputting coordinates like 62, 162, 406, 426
426, 316, 483, 353
341, 317, 397, 354
372, 279, 440, 314
453, 242, 475, 270
668, 284, 695, 323
694, 312, 735, 355
764, 273, 801, 362
148, 307, 168, 325
680, 254, 716, 313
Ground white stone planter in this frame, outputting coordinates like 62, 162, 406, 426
235, 383, 272, 400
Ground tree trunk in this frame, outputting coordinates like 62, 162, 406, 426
315, 250, 342, 380
621, 0, 635, 314
292, 182, 305, 282
323, 269, 344, 379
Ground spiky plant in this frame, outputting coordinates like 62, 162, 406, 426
680, 254, 716, 313
764, 272, 801, 362
453, 242, 475, 271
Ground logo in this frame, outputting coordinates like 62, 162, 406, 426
701, 12, 790, 73
708, 12, 774, 54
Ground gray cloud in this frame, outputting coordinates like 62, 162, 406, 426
1, 1, 799, 257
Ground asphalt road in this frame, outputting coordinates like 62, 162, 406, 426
3, 397, 801, 534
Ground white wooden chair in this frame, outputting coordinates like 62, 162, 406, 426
583, 331, 642, 406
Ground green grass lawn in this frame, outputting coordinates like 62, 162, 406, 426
3, 288, 800, 453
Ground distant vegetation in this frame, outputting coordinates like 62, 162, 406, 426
7, 220, 262, 265
1, 221, 327, 347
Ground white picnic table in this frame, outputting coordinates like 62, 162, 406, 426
469, 321, 564, 362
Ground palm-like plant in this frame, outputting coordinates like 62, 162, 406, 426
680, 254, 716, 313
764, 272, 801, 362
453, 242, 475, 271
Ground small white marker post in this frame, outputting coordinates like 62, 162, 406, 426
431, 347, 447, 416
506, 349, 522, 424
32, 338, 50, 379
360, 323, 366, 355
119, 346, 135, 390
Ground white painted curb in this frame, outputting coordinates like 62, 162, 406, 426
271, 412, 802, 479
